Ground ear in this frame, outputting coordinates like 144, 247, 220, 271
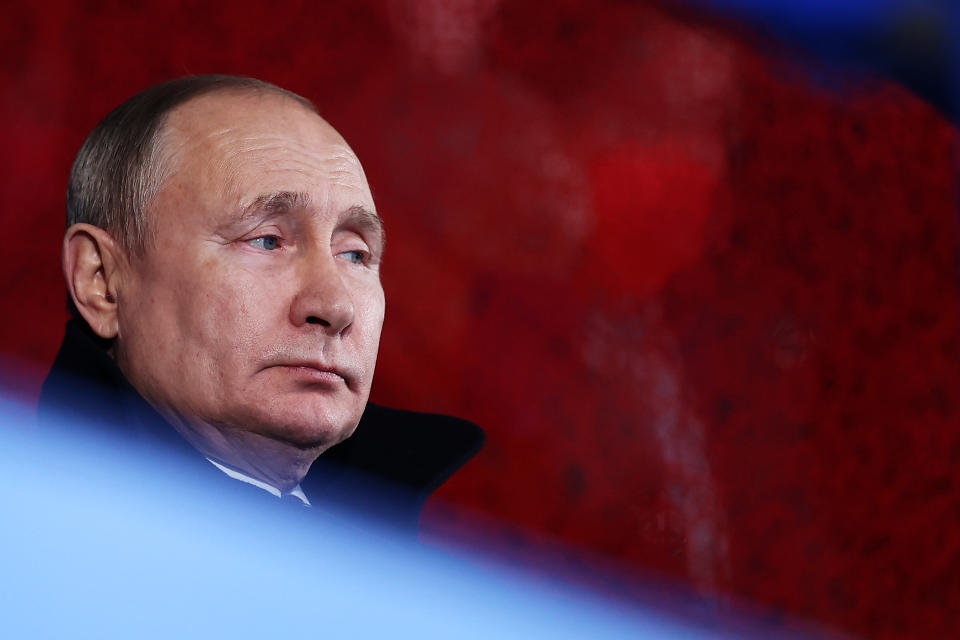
62, 224, 128, 340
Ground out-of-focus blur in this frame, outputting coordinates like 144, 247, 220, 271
2, 392, 833, 639
682, 0, 958, 119
1, 1, 958, 638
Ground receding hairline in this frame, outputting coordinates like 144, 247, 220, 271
140, 86, 352, 240
163, 84, 324, 129
154, 86, 344, 163
66, 75, 323, 257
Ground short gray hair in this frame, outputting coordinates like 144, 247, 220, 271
66, 75, 317, 255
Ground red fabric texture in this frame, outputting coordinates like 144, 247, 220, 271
1, 1, 958, 637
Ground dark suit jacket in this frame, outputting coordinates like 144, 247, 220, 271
37, 320, 484, 534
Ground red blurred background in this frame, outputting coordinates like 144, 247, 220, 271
2, 1, 958, 637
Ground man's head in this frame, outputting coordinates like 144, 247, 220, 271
63, 76, 385, 455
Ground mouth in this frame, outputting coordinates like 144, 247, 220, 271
267, 362, 351, 389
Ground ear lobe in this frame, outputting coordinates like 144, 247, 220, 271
63, 224, 126, 339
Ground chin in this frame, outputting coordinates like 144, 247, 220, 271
250, 403, 364, 450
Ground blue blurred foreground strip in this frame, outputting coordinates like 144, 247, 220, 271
0, 393, 833, 639
0, 397, 713, 639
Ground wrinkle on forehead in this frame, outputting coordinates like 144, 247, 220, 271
157, 94, 371, 208
212, 135, 365, 175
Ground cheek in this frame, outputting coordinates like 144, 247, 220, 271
135, 254, 251, 364
356, 283, 386, 339
356, 287, 386, 378
183, 271, 280, 359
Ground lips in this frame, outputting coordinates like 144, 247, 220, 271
265, 360, 353, 389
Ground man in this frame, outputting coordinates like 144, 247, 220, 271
38, 75, 483, 530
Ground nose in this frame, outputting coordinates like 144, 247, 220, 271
289, 252, 355, 336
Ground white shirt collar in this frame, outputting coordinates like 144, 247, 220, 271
206, 458, 311, 506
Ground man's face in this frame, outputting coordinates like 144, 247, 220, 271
114, 91, 385, 450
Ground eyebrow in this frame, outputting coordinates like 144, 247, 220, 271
342, 204, 386, 255
240, 190, 311, 221
240, 191, 385, 252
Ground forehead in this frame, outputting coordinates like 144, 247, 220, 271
157, 91, 373, 214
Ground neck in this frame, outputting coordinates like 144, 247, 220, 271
161, 413, 323, 492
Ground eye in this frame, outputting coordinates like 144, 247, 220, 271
338, 249, 367, 264
248, 235, 281, 251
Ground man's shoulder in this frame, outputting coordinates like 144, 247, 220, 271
321, 403, 485, 496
